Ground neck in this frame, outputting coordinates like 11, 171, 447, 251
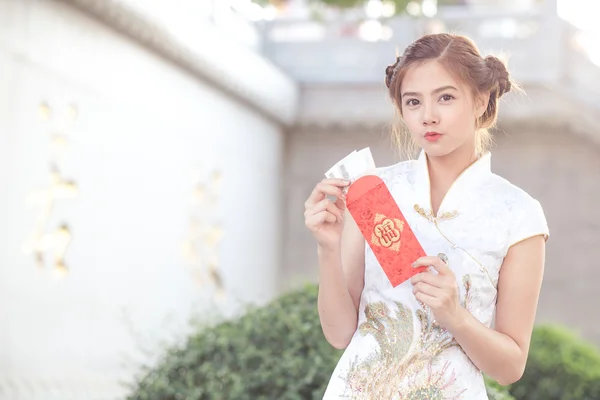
425, 144, 479, 214
427, 145, 479, 185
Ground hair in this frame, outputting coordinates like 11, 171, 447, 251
384, 33, 517, 158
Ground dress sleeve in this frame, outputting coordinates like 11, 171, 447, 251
508, 198, 549, 248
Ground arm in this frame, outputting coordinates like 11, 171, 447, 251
449, 235, 546, 385
317, 208, 366, 349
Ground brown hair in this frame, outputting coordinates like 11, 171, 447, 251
384, 33, 515, 158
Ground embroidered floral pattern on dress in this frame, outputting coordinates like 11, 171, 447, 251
401, 361, 465, 400
343, 278, 474, 399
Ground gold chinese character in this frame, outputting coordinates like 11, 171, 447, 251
371, 213, 403, 252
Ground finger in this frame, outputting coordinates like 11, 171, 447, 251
305, 182, 347, 208
318, 182, 347, 199
306, 211, 337, 228
325, 201, 344, 222
412, 255, 452, 276
412, 256, 441, 267
430, 257, 452, 276
412, 281, 440, 297
322, 178, 352, 188
410, 271, 445, 288
334, 197, 346, 211
307, 199, 343, 221
305, 187, 326, 209
415, 291, 438, 307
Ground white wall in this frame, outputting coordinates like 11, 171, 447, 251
0, 1, 295, 398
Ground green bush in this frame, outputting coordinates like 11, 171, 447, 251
124, 284, 513, 400
509, 324, 600, 400
485, 376, 515, 400
486, 386, 516, 400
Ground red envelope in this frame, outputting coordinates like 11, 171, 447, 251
346, 175, 427, 287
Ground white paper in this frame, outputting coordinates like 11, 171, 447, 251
324, 147, 376, 183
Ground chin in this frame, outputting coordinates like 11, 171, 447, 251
419, 143, 455, 158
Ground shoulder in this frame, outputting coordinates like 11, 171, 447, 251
485, 174, 543, 214
485, 174, 539, 208
485, 173, 549, 247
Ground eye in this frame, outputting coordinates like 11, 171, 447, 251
405, 98, 420, 107
439, 94, 455, 102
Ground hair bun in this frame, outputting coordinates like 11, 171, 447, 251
385, 55, 401, 88
485, 55, 511, 97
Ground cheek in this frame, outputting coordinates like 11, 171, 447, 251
443, 105, 476, 132
402, 109, 422, 131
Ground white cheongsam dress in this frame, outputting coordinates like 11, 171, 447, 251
322, 151, 549, 400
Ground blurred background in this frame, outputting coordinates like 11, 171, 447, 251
1, 0, 599, 399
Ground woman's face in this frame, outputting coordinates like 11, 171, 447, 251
399, 60, 485, 158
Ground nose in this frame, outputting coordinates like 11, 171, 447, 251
422, 105, 438, 126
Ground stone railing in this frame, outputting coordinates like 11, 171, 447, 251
258, 6, 562, 85
257, 5, 600, 143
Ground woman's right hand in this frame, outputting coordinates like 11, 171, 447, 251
304, 178, 351, 252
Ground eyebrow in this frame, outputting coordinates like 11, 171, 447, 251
401, 85, 458, 98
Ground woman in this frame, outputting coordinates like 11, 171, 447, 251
303, 33, 549, 399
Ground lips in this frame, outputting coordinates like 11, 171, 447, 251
424, 131, 443, 142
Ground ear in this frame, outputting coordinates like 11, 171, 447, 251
475, 91, 490, 118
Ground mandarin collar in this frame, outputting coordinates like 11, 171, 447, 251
413, 150, 492, 221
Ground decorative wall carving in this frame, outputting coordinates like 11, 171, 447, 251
22, 102, 79, 278
181, 166, 226, 298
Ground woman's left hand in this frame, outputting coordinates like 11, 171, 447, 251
410, 255, 464, 331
